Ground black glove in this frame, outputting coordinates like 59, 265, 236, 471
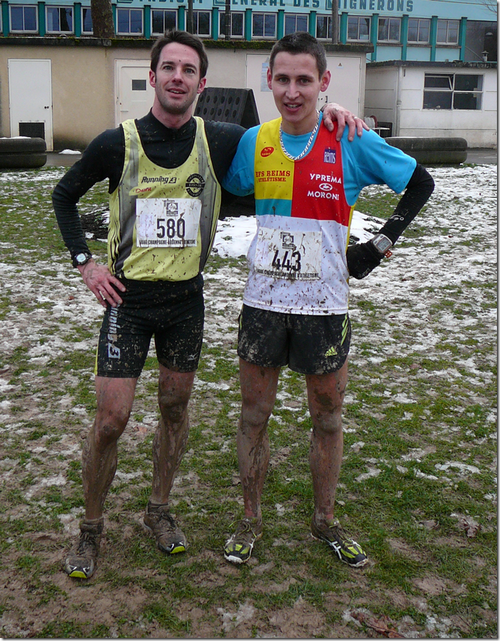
346, 241, 383, 280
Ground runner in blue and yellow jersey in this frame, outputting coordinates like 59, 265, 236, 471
52, 29, 364, 580
222, 32, 434, 567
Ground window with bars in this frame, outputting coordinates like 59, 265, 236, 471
46, 6, 73, 33
407, 18, 430, 43
151, 10, 177, 36
252, 13, 276, 39
10, 5, 37, 32
423, 73, 483, 110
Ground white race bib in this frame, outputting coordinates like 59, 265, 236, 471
254, 227, 322, 280
136, 199, 201, 248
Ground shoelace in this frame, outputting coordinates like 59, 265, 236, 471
154, 509, 177, 531
76, 530, 98, 554
234, 519, 260, 541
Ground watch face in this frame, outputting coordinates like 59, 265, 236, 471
373, 235, 392, 253
75, 253, 90, 265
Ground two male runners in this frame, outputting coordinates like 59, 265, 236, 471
53, 30, 363, 579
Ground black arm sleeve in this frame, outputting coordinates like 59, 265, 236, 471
378, 163, 435, 244
52, 128, 125, 258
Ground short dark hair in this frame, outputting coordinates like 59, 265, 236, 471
269, 32, 327, 79
150, 30, 209, 79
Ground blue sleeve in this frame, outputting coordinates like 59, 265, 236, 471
222, 125, 260, 196
341, 129, 417, 206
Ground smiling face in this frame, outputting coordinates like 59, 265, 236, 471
149, 41, 206, 128
267, 51, 330, 135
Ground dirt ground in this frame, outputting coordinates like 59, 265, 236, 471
0, 164, 497, 639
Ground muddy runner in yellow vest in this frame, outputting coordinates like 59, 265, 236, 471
108, 117, 221, 281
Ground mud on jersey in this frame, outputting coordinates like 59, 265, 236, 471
246, 118, 354, 315
108, 117, 221, 281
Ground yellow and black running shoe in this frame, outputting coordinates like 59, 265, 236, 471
64, 517, 104, 579
143, 502, 187, 555
311, 518, 368, 568
224, 517, 262, 564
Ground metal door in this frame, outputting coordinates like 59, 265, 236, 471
8, 59, 53, 151
115, 61, 155, 125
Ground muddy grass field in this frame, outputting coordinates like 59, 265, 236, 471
0, 163, 497, 638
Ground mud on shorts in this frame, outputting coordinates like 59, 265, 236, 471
237, 304, 351, 375
96, 275, 204, 378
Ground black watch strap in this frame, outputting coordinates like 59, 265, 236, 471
72, 252, 92, 268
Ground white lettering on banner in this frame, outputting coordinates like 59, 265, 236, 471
254, 227, 322, 280
136, 199, 201, 248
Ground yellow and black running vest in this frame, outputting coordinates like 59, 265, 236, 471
108, 117, 221, 281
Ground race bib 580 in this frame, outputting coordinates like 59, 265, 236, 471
136, 199, 201, 248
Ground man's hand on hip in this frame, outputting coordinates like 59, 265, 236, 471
78, 260, 126, 307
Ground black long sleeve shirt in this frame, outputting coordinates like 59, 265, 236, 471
52, 111, 245, 258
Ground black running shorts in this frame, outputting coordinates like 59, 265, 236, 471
237, 305, 351, 375
96, 275, 204, 378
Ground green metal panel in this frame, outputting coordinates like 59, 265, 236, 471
38, 1, 45, 36
401, 14, 408, 61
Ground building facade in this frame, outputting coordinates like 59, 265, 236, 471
1, 0, 497, 63
0, 0, 496, 150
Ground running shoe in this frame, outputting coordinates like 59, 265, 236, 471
64, 517, 104, 579
143, 502, 186, 554
224, 517, 262, 564
311, 517, 368, 568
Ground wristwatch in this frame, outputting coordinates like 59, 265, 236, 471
370, 233, 393, 256
72, 252, 92, 268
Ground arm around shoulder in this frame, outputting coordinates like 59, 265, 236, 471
221, 126, 260, 197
